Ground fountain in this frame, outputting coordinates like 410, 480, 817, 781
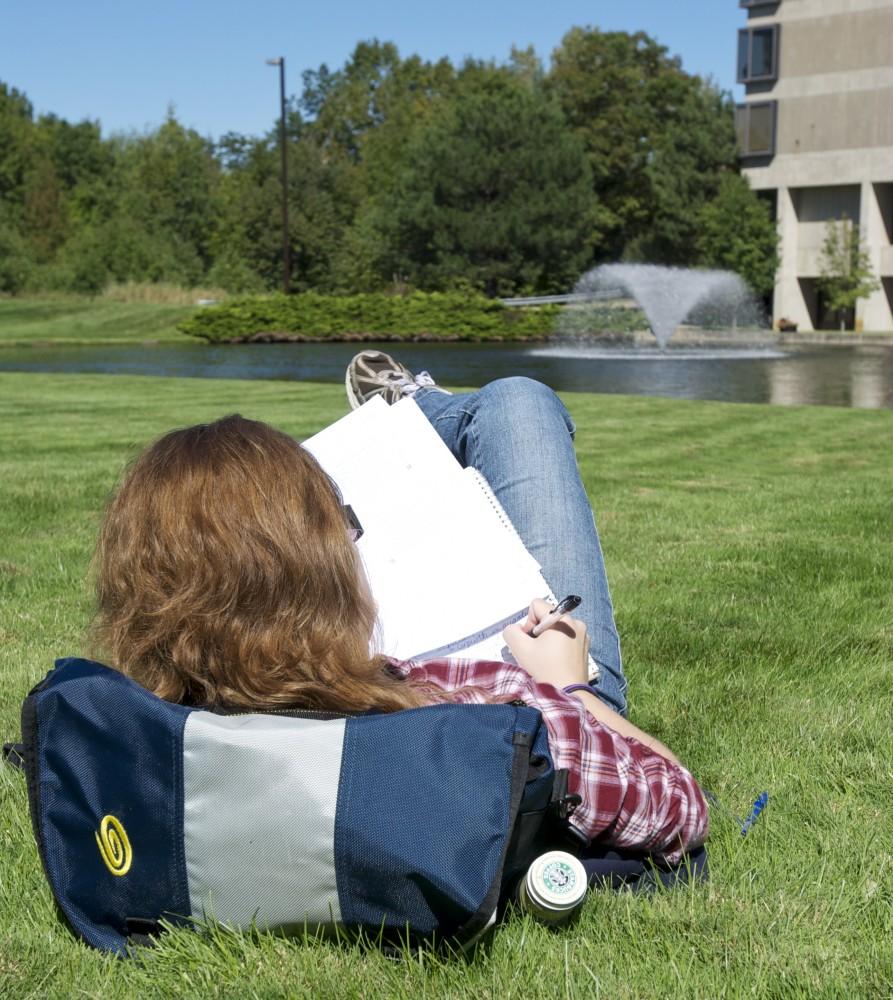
555, 263, 768, 352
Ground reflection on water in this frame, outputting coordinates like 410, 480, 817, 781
1, 340, 892, 409
529, 345, 789, 361
766, 346, 893, 409
851, 354, 890, 409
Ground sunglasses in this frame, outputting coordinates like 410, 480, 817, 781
342, 503, 364, 543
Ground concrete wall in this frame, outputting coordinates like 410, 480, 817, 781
777, 88, 893, 153
875, 183, 893, 243
744, 148, 893, 190
861, 182, 893, 328
767, 181, 893, 330
766, 0, 893, 23
792, 186, 860, 276
740, 0, 893, 330
778, 7, 893, 77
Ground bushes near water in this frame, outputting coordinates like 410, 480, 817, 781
176, 292, 647, 343
177, 292, 563, 343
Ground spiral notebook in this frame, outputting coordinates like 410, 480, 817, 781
304, 397, 593, 670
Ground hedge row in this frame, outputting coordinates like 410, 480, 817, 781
176, 291, 569, 343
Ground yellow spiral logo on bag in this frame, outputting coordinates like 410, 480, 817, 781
94, 815, 132, 876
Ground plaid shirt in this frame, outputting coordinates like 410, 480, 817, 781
390, 657, 708, 865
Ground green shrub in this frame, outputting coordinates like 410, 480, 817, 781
177, 291, 564, 343
558, 303, 648, 336
0, 221, 34, 294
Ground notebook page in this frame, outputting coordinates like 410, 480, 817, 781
354, 465, 550, 659
461, 468, 543, 579
302, 396, 400, 502
302, 399, 570, 663
386, 397, 468, 487
304, 398, 482, 654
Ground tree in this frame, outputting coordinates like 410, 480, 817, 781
545, 28, 737, 264
630, 78, 737, 264
210, 119, 366, 293
367, 67, 596, 295
300, 41, 455, 164
297, 42, 458, 291
0, 209, 32, 293
0, 82, 33, 207
22, 156, 67, 261
817, 216, 880, 331
211, 133, 287, 291
0, 84, 118, 292
299, 41, 401, 160
111, 111, 221, 285
35, 115, 114, 227
697, 173, 779, 297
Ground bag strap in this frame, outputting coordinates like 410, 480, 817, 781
453, 727, 536, 947
2, 742, 25, 771
123, 917, 163, 950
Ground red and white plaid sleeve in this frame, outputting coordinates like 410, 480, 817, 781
391, 657, 708, 865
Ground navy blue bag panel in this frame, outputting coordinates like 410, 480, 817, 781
334, 702, 546, 937
21, 659, 555, 952
24, 658, 191, 954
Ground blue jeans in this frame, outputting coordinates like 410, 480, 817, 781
415, 378, 627, 715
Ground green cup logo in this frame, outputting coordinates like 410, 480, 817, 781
541, 859, 577, 897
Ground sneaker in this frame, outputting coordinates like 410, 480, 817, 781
345, 350, 450, 410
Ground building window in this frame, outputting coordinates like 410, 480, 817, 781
736, 102, 777, 157
737, 25, 780, 83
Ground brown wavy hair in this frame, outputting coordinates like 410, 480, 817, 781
90, 414, 434, 712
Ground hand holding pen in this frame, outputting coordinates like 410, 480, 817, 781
503, 596, 588, 688
530, 594, 582, 636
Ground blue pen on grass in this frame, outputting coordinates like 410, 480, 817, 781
703, 790, 769, 836
740, 792, 768, 836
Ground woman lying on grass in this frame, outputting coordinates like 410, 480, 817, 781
91, 354, 707, 867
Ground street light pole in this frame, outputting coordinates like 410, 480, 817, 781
266, 57, 291, 294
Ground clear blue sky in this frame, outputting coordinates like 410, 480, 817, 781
4, 1, 746, 141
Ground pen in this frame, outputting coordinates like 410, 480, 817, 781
740, 791, 768, 836
530, 595, 582, 637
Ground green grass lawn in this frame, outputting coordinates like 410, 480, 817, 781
0, 299, 195, 346
1, 372, 892, 999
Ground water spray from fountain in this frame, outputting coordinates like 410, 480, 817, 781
558, 263, 764, 350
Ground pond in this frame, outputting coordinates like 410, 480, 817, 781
2, 339, 892, 409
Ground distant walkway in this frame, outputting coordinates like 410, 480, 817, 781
779, 330, 893, 346
500, 290, 623, 306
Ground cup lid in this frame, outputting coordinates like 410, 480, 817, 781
526, 851, 587, 911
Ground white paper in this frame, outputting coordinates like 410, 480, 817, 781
303, 399, 556, 661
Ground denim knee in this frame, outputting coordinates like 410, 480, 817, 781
474, 378, 576, 438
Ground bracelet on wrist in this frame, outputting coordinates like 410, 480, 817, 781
562, 683, 597, 697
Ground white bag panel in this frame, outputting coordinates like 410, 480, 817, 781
183, 711, 345, 930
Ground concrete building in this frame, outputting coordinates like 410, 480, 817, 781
736, 0, 893, 331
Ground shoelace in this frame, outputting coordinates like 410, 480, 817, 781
410, 371, 437, 390
393, 371, 438, 396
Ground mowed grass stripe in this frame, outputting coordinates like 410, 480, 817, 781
0, 299, 194, 345
1, 372, 892, 999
